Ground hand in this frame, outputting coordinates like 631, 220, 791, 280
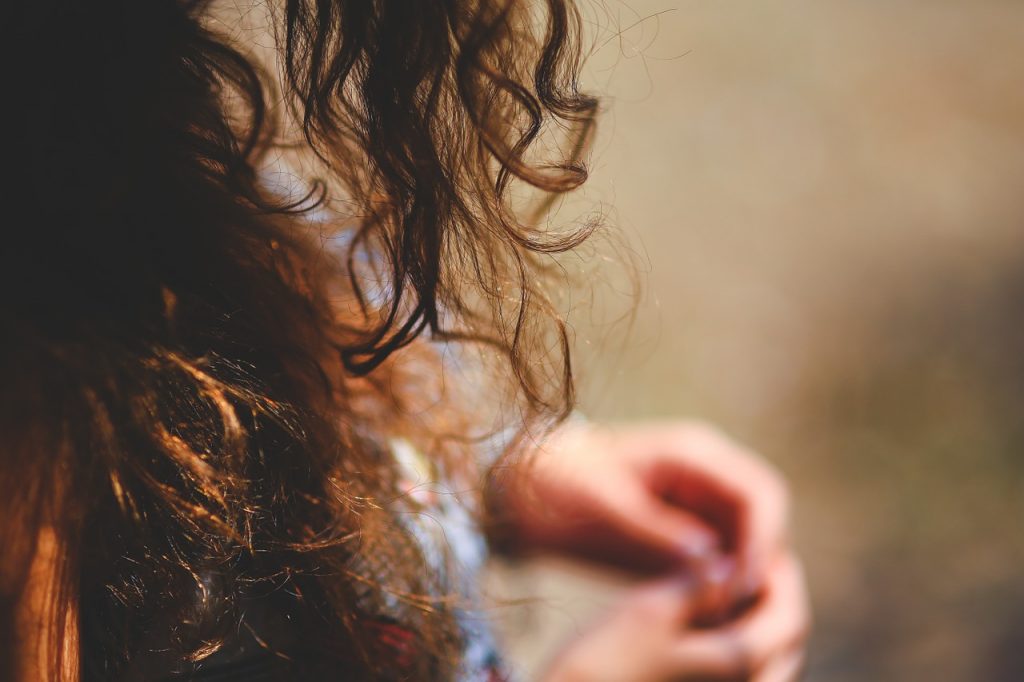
500, 420, 791, 600
542, 552, 809, 682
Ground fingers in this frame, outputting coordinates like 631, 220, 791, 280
623, 573, 702, 626
541, 576, 703, 682
679, 425, 789, 596
614, 486, 722, 563
669, 554, 810, 679
637, 421, 790, 597
543, 555, 808, 682
736, 471, 789, 596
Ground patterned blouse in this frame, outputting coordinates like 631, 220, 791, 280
390, 438, 510, 681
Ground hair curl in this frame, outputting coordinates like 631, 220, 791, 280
2, 0, 597, 679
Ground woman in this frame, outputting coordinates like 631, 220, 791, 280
4, 0, 808, 680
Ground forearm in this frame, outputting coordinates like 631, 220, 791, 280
482, 460, 535, 555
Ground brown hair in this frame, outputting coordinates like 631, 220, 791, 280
3, 0, 596, 679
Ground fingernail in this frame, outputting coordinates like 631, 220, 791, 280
705, 557, 735, 586
692, 557, 735, 627
743, 573, 763, 598
680, 533, 716, 562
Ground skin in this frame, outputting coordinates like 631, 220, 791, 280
15, 422, 805, 682
543, 554, 808, 682
503, 421, 810, 682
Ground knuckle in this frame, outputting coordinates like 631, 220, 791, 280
628, 594, 666, 620
720, 633, 760, 678
752, 460, 789, 512
764, 466, 790, 504
625, 587, 678, 623
734, 630, 774, 673
673, 419, 726, 448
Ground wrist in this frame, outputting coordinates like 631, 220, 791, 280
481, 466, 529, 555
483, 415, 592, 555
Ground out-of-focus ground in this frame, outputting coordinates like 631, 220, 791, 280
486, 2, 1024, 681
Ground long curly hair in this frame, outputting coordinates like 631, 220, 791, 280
2, 0, 597, 679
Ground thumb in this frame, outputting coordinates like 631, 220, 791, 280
614, 489, 721, 564
621, 573, 703, 627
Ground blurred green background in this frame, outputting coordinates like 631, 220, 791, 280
489, 2, 1024, 680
